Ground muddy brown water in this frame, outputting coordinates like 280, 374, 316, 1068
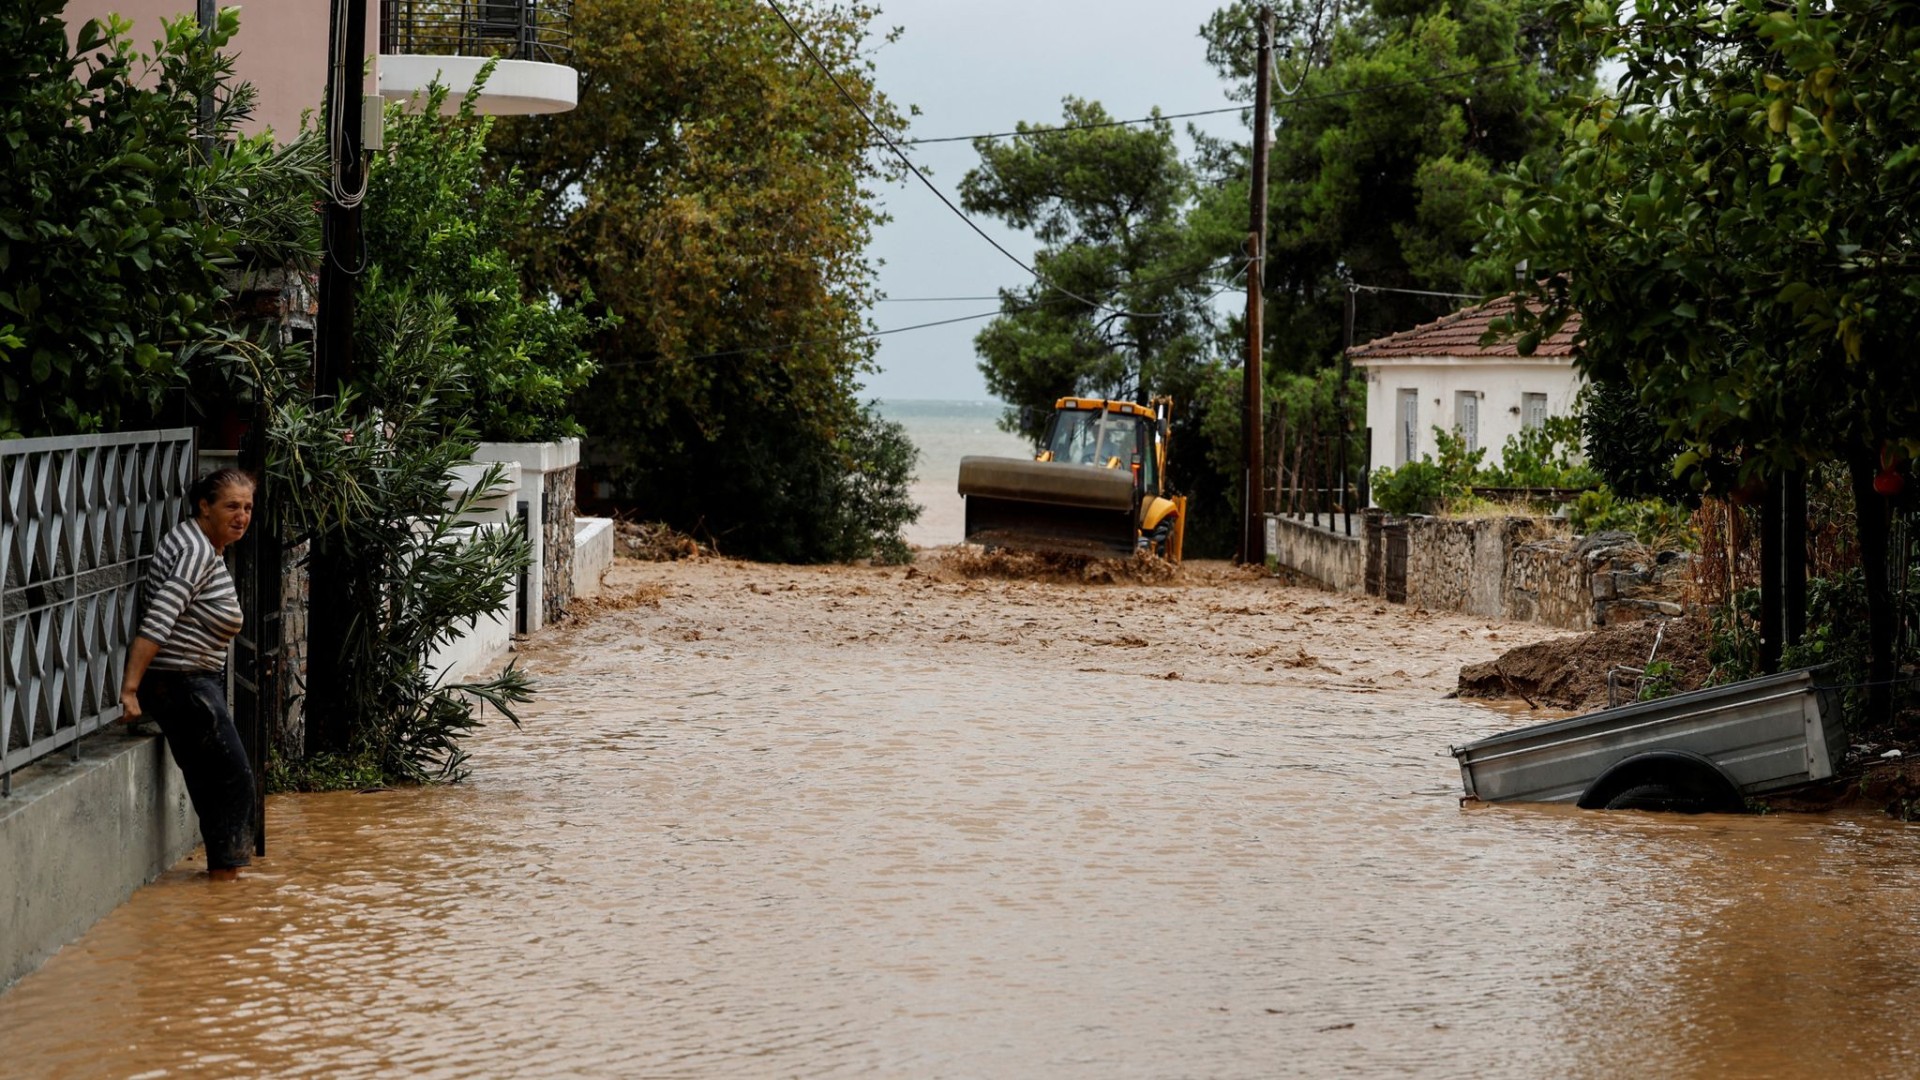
7, 559, 1920, 1078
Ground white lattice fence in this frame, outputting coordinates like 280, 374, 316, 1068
1, 430, 194, 794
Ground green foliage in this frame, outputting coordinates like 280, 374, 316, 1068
960, 98, 1224, 440
486, 0, 915, 562
0, 1, 323, 436
958, 98, 1241, 556
1636, 659, 1678, 702
1486, 0, 1920, 486
362, 79, 601, 441
1565, 489, 1695, 551
833, 404, 921, 565
1485, 0, 1920, 718
1371, 425, 1481, 513
1708, 587, 1763, 684
1198, 0, 1592, 375
272, 292, 534, 784
1579, 378, 1692, 503
1480, 414, 1598, 489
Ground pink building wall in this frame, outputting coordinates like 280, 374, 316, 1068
62, 0, 378, 142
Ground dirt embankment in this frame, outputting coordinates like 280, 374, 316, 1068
1456, 618, 1712, 712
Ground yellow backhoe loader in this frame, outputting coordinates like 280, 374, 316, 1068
957, 396, 1186, 561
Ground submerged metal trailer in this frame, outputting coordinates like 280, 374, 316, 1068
1450, 667, 1845, 812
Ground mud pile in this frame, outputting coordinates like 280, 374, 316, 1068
1457, 617, 1711, 712
931, 546, 1180, 585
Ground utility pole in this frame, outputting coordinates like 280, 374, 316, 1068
1241, 5, 1273, 564
310, 0, 370, 755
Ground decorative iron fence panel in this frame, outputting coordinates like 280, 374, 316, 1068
1, 430, 195, 794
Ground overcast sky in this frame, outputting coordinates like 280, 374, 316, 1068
857, 1, 1250, 402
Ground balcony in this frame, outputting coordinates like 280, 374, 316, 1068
379, 0, 578, 115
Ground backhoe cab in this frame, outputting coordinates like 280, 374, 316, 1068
957, 397, 1186, 561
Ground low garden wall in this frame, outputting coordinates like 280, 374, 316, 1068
1265, 514, 1364, 593
1260, 511, 1692, 632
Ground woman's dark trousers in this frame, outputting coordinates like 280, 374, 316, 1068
141, 671, 255, 870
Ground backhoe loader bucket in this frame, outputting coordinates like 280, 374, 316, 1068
958, 455, 1138, 559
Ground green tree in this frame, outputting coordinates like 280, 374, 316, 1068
1198, 0, 1588, 376
957, 99, 1242, 552
362, 79, 601, 442
485, 0, 916, 561
959, 99, 1230, 440
1485, 0, 1920, 722
0, 2, 322, 436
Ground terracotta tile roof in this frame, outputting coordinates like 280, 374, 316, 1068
1346, 294, 1580, 361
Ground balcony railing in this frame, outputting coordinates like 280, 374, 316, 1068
382, 0, 573, 66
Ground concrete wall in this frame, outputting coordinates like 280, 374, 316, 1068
574, 517, 614, 598
425, 462, 522, 683
1357, 358, 1582, 472
1, 734, 198, 990
1265, 514, 1363, 594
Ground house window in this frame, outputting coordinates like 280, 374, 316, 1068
1398, 389, 1418, 465
1523, 392, 1549, 430
1455, 391, 1479, 454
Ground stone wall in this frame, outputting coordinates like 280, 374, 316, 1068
542, 465, 577, 625
1357, 514, 1688, 631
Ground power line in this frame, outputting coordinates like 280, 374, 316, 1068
1349, 282, 1486, 300
889, 59, 1530, 147
598, 263, 1251, 371
764, 0, 1241, 323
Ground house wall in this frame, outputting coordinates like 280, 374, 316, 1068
1357, 358, 1582, 478
62, 0, 377, 141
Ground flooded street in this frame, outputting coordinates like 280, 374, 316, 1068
8, 555, 1920, 1078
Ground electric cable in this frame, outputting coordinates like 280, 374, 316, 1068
891, 60, 1528, 146
764, 0, 1249, 323
597, 260, 1251, 370
325, 0, 368, 211
1349, 282, 1486, 300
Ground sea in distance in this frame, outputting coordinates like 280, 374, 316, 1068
876, 399, 1031, 549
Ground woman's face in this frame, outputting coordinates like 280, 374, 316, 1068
198, 483, 255, 548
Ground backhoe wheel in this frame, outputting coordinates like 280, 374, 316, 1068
1147, 518, 1176, 560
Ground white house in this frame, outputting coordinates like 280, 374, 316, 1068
1349, 296, 1583, 476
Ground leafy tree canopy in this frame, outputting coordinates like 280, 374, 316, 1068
363, 78, 602, 442
0, 1, 322, 436
959, 99, 1234, 444
1487, 0, 1920, 482
486, 0, 917, 561
1484, 0, 1920, 717
1199, 0, 1590, 372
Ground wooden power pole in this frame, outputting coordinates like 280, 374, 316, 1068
309, 0, 370, 755
1242, 6, 1273, 564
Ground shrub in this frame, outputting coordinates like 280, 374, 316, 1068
1566, 488, 1697, 550
1371, 426, 1481, 514
363, 78, 602, 442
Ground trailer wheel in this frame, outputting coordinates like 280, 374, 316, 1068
1576, 750, 1745, 814
1603, 783, 1717, 813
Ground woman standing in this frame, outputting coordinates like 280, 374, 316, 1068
119, 468, 257, 880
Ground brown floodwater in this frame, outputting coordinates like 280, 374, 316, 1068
7, 559, 1920, 1079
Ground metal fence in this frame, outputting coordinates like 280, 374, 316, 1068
1, 430, 195, 795
382, 0, 574, 65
